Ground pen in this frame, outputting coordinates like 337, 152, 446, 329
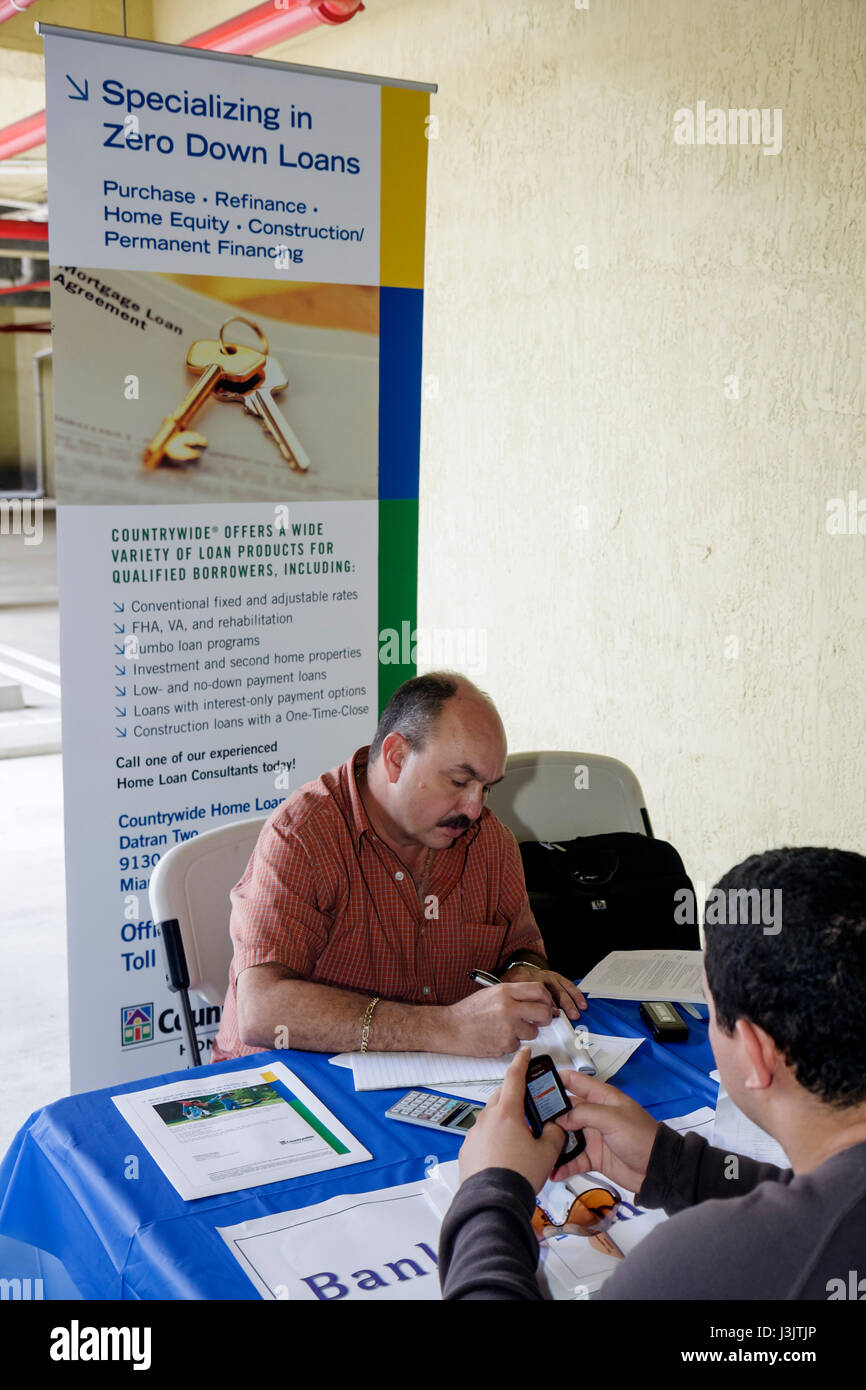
468, 969, 501, 988
468, 970, 594, 1071
468, 967, 563, 1015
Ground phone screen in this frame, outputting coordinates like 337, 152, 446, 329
527, 1068, 567, 1123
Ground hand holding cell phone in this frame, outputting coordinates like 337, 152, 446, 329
457, 1048, 583, 1192
551, 1069, 661, 1193
524, 1053, 587, 1165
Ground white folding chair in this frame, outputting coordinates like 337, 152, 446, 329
148, 817, 267, 1065
485, 750, 651, 843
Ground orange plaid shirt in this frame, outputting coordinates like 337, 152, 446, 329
212, 745, 545, 1061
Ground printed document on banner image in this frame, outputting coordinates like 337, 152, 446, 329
578, 950, 705, 1003
50, 269, 379, 508
112, 1061, 371, 1201
217, 1162, 461, 1301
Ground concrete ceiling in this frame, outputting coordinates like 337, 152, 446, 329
0, 2, 154, 215
0, 1, 266, 216
0, 0, 372, 239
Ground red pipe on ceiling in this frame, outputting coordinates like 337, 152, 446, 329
0, 0, 40, 25
0, 0, 365, 161
0, 284, 50, 298
188, 0, 363, 53
0, 216, 49, 240
0, 110, 46, 160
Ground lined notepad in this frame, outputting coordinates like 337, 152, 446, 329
329, 1013, 638, 1092
348, 1051, 510, 1092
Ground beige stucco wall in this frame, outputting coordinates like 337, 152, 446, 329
149, 2, 866, 889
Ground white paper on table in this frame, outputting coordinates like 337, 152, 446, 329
425, 1033, 645, 1105
428, 1080, 502, 1104
112, 1061, 371, 1201
343, 1050, 505, 1090
217, 1161, 461, 1300
666, 1105, 717, 1140
422, 1033, 643, 1110
586, 1033, 644, 1083
535, 1105, 715, 1298
578, 950, 705, 1004
330, 1013, 641, 1093
711, 1084, 791, 1168
538, 1235, 626, 1299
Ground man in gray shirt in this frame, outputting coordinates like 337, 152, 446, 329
439, 846, 866, 1299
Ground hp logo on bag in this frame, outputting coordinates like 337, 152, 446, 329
591, 899, 608, 910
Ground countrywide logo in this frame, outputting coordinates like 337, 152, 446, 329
121, 1003, 154, 1046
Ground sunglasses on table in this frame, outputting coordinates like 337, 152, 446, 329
532, 1184, 626, 1257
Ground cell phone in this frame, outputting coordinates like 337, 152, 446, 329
639, 1000, 689, 1041
524, 1054, 586, 1164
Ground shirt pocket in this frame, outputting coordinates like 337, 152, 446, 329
433, 919, 511, 987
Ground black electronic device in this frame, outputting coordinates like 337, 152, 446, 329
524, 1054, 586, 1164
639, 1000, 689, 1041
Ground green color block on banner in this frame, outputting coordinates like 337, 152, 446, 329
378, 498, 418, 714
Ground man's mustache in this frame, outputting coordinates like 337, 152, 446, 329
439, 815, 473, 830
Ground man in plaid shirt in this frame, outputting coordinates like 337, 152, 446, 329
212, 671, 585, 1062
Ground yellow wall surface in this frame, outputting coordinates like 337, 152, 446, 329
4, 0, 861, 892
219, 0, 865, 893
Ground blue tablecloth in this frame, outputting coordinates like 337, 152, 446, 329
0, 1000, 716, 1299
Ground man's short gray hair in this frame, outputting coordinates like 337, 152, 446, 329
369, 671, 494, 762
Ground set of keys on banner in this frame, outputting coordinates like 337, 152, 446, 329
143, 315, 310, 474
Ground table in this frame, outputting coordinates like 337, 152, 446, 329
0, 1000, 716, 1300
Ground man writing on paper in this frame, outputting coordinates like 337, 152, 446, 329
212, 672, 585, 1063
438, 847, 866, 1300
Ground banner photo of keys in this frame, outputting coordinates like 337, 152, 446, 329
142, 332, 266, 469
214, 316, 311, 475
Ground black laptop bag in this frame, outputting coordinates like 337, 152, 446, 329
518, 832, 699, 981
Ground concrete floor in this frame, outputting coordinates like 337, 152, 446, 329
0, 509, 67, 1161
0, 753, 69, 1161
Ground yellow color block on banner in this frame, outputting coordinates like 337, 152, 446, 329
380, 86, 430, 290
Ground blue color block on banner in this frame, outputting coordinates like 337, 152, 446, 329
379, 286, 423, 500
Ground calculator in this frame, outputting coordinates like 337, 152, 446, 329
385, 1090, 483, 1133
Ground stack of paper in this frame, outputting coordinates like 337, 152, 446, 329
578, 950, 705, 1003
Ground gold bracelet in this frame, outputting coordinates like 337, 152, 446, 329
503, 959, 544, 975
360, 996, 380, 1053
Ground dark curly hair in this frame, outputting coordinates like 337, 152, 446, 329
704, 847, 866, 1108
